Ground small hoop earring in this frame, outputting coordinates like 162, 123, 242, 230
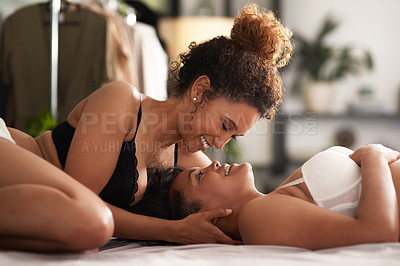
193, 97, 197, 102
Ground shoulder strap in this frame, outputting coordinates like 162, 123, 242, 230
132, 96, 142, 140
279, 178, 305, 189
174, 142, 178, 167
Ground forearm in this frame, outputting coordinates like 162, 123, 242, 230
356, 154, 399, 240
108, 204, 179, 242
107, 204, 239, 245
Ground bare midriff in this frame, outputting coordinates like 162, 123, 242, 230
35, 130, 63, 169
8, 127, 62, 169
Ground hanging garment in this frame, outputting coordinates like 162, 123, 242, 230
124, 0, 167, 51
0, 3, 108, 130
126, 21, 168, 100
80, 1, 134, 84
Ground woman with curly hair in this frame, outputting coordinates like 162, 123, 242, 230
4, 3, 292, 247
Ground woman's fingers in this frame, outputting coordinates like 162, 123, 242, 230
204, 208, 233, 221
215, 230, 243, 245
350, 144, 400, 165
201, 208, 243, 244
179, 208, 241, 244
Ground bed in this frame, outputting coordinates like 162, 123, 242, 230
1, 239, 400, 265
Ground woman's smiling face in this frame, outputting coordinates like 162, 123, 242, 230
179, 98, 260, 153
170, 161, 256, 211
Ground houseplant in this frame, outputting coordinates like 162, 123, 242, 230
293, 15, 374, 113
26, 108, 57, 137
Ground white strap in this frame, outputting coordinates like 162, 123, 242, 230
279, 178, 305, 189
0, 118, 16, 144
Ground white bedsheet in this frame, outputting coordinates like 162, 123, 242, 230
1, 241, 400, 266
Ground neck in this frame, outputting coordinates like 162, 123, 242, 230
217, 190, 264, 241
141, 96, 191, 148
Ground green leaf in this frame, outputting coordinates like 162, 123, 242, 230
26, 108, 57, 137
292, 14, 374, 84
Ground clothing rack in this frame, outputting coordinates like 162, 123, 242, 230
49, 0, 136, 121
50, 0, 61, 121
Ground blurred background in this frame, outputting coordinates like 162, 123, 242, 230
1, 0, 399, 192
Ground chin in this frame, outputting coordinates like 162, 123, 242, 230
235, 163, 254, 179
241, 162, 253, 173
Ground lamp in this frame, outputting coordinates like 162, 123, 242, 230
159, 16, 234, 61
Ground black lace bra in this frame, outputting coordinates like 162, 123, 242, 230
52, 103, 178, 211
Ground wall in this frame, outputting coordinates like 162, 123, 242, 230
278, 0, 400, 164
281, 0, 400, 114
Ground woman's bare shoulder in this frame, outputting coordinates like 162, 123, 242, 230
238, 194, 286, 228
91, 81, 141, 107
237, 194, 313, 246
68, 81, 141, 126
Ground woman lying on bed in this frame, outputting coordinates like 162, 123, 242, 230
168, 144, 400, 250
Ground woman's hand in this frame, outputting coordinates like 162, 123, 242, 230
172, 208, 242, 245
350, 144, 400, 166
349, 144, 400, 242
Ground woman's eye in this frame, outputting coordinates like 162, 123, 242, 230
197, 171, 203, 182
222, 123, 228, 132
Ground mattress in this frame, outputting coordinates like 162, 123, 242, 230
1, 239, 400, 266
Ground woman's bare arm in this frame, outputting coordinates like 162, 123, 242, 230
238, 145, 400, 250
64, 82, 140, 194
108, 204, 240, 244
351, 145, 399, 240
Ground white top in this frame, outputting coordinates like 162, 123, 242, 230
280, 146, 362, 217
0, 118, 15, 144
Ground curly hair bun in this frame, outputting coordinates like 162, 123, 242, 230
231, 3, 292, 68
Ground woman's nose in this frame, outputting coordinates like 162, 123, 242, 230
207, 161, 220, 171
212, 160, 220, 169
214, 136, 230, 149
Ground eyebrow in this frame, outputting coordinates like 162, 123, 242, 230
224, 115, 238, 131
188, 169, 196, 182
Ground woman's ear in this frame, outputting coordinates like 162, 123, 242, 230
190, 75, 211, 103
